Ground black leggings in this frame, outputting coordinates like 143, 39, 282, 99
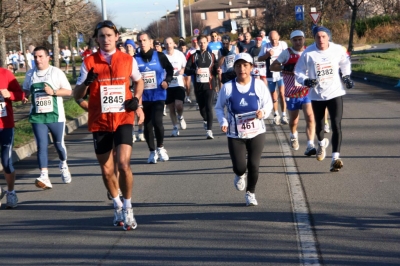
227, 133, 266, 193
312, 96, 343, 153
143, 100, 165, 151
194, 88, 214, 130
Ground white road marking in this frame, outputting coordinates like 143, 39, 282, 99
270, 121, 321, 265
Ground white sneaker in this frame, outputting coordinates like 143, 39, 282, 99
157, 147, 169, 162
132, 134, 136, 143
245, 191, 258, 206
203, 121, 207, 130
113, 207, 124, 226
281, 116, 289, 125
290, 137, 299, 151
171, 126, 179, 137
206, 130, 214, 139
35, 173, 53, 189
137, 131, 145, 142
273, 114, 281, 125
178, 117, 187, 130
123, 207, 138, 231
59, 163, 72, 184
234, 174, 246, 191
316, 138, 330, 161
147, 151, 158, 164
185, 96, 192, 103
324, 123, 330, 133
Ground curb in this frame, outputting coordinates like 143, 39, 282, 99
0, 113, 88, 172
351, 71, 399, 87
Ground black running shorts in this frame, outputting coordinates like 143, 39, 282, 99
92, 124, 133, 154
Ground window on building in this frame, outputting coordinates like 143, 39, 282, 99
218, 11, 225, 19
201, 12, 207, 20
249, 9, 256, 17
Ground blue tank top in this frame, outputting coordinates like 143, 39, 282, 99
135, 51, 166, 102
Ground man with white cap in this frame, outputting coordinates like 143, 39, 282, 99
270, 30, 316, 156
215, 53, 272, 206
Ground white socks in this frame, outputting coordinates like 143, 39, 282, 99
332, 152, 340, 160
123, 198, 132, 209
113, 196, 123, 209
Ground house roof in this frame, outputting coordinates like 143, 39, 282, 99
170, 0, 264, 14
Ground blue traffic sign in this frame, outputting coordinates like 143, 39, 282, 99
295, 5, 304, 21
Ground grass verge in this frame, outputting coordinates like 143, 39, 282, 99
13, 98, 86, 148
351, 49, 400, 79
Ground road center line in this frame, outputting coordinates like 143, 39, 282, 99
270, 121, 321, 265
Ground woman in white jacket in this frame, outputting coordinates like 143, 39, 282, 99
295, 26, 354, 172
215, 53, 273, 206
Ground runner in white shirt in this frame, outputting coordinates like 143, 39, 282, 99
215, 53, 273, 206
295, 26, 354, 172
258, 30, 288, 125
164, 37, 188, 137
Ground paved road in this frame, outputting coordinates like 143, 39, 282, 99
1, 77, 400, 265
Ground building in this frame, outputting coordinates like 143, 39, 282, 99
168, 0, 266, 35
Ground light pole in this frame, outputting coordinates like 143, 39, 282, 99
189, 0, 193, 36
166, 10, 170, 37
101, 0, 107, 20
178, 0, 186, 38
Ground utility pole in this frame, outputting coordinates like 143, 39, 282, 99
179, 0, 186, 38
101, 0, 107, 20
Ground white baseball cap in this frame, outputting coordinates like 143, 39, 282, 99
290, 30, 305, 39
234, 53, 253, 65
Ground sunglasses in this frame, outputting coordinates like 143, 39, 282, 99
96, 20, 117, 31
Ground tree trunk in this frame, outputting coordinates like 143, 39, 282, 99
348, 0, 358, 53
0, 27, 6, 68
51, 1, 60, 68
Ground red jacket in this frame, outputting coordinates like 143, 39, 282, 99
0, 68, 25, 129
85, 51, 134, 132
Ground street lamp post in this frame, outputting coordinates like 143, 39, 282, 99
101, 0, 107, 20
178, 0, 186, 38
189, 1, 193, 36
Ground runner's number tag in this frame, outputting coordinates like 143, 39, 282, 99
0, 95, 7, 117
235, 111, 260, 138
196, 68, 210, 83
34, 92, 53, 113
142, 71, 157, 90
100, 85, 125, 113
315, 61, 334, 89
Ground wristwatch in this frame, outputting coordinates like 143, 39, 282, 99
52, 89, 57, 96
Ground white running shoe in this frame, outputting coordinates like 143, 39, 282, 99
206, 130, 214, 139
147, 151, 158, 164
281, 116, 289, 125
132, 134, 136, 143
179, 117, 187, 130
59, 163, 72, 184
324, 123, 330, 133
245, 191, 258, 206
273, 114, 281, 125
171, 126, 179, 137
316, 138, 330, 161
137, 131, 145, 142
185, 96, 192, 103
113, 207, 124, 226
157, 147, 169, 162
234, 174, 246, 191
35, 173, 53, 189
203, 121, 207, 130
6, 192, 18, 209
290, 137, 300, 151
123, 207, 138, 231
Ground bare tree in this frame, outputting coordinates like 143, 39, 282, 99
344, 0, 364, 52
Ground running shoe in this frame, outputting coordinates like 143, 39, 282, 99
290, 137, 299, 151
330, 158, 344, 172
185, 96, 192, 103
147, 151, 158, 164
273, 114, 281, 125
316, 138, 330, 161
203, 121, 207, 130
132, 134, 136, 143
137, 131, 145, 142
206, 130, 214, 139
59, 164, 72, 184
6, 192, 18, 209
234, 174, 246, 191
35, 173, 53, 189
281, 116, 289, 125
171, 126, 179, 137
179, 117, 187, 130
113, 207, 124, 226
157, 147, 169, 162
324, 123, 330, 133
107, 189, 124, 201
122, 207, 138, 231
245, 191, 258, 206
304, 146, 317, 156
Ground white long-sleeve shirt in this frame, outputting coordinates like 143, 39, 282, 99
294, 42, 351, 101
215, 78, 273, 139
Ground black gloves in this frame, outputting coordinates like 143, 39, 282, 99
342, 75, 354, 89
220, 48, 229, 57
124, 97, 139, 112
304, 79, 318, 87
282, 64, 295, 72
221, 71, 237, 84
84, 67, 98, 86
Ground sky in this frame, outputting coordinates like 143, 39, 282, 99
93, 0, 181, 30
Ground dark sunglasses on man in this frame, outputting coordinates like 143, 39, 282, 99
93, 20, 119, 37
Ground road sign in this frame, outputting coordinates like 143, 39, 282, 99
193, 28, 200, 35
295, 5, 304, 21
309, 12, 321, 24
